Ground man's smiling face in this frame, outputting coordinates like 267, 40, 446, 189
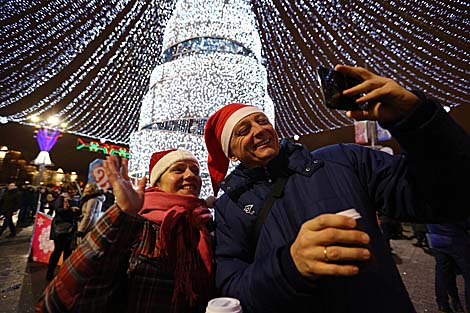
228, 112, 280, 169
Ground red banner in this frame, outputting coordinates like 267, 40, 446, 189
30, 212, 55, 264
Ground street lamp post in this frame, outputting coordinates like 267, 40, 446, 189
30, 115, 67, 186
29, 115, 68, 212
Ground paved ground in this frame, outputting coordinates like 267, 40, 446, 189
0, 215, 49, 313
392, 226, 465, 312
0, 220, 465, 313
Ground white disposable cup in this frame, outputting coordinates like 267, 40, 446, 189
206, 297, 243, 313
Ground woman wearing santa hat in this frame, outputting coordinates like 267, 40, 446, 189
38, 149, 214, 313
203, 65, 470, 312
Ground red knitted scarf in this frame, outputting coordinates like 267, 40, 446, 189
139, 187, 213, 306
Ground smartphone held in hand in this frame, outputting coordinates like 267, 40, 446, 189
316, 65, 367, 111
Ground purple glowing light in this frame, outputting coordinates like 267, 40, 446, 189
36, 128, 61, 152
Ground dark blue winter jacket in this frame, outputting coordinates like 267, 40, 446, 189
213, 93, 470, 313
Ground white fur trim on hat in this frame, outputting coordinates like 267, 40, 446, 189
220, 106, 263, 157
149, 150, 198, 186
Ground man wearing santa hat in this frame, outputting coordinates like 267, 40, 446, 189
204, 65, 470, 312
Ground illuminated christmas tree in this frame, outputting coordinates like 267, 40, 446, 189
129, 0, 274, 197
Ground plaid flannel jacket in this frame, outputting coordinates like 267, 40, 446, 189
37, 205, 198, 313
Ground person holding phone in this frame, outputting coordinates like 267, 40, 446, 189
203, 65, 470, 313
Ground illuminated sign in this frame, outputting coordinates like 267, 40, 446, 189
76, 138, 129, 158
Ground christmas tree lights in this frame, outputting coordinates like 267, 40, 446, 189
129, 0, 274, 197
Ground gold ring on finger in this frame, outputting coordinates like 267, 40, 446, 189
323, 246, 329, 262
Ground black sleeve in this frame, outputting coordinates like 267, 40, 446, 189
382, 91, 470, 219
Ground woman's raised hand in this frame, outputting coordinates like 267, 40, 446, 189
103, 156, 146, 216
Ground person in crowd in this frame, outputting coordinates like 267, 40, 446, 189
427, 222, 470, 312
446, 272, 465, 313
45, 193, 56, 215
0, 186, 5, 204
46, 183, 81, 280
0, 182, 21, 238
203, 64, 470, 312
69, 182, 105, 250
37, 149, 214, 313
101, 187, 115, 212
76, 182, 105, 238
18, 184, 35, 226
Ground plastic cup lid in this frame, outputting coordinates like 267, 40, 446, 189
206, 297, 242, 313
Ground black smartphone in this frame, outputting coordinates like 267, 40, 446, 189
316, 65, 366, 110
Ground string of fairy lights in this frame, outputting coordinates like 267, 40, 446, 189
1, 0, 174, 143
1, 0, 468, 146
252, 0, 468, 136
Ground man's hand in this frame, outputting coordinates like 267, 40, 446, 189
290, 214, 370, 279
191, 207, 212, 229
103, 156, 146, 217
335, 64, 420, 123
205, 196, 217, 208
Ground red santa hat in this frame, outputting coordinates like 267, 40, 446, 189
204, 103, 263, 195
149, 149, 199, 186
